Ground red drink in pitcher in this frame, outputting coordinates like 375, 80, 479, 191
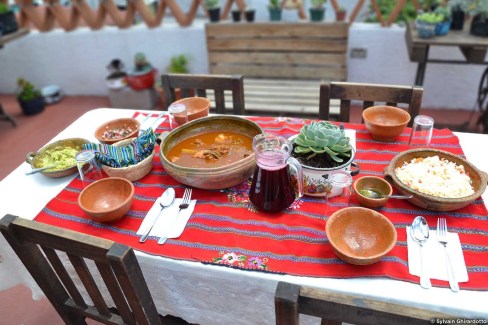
249, 134, 303, 213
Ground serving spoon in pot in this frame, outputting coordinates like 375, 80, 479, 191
358, 188, 413, 200
25, 166, 55, 175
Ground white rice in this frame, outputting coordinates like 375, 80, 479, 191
394, 155, 474, 198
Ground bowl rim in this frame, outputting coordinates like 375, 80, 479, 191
325, 207, 397, 262
172, 97, 211, 115
159, 115, 264, 173
362, 105, 411, 127
384, 148, 487, 203
353, 176, 393, 201
78, 177, 135, 214
94, 117, 141, 144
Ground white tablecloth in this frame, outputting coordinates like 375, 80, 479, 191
1, 108, 487, 323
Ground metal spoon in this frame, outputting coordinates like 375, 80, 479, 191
139, 187, 176, 242
25, 166, 55, 175
411, 216, 432, 289
359, 188, 413, 200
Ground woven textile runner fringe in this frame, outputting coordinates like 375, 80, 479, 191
34, 114, 488, 290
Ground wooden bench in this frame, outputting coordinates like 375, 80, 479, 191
205, 22, 349, 117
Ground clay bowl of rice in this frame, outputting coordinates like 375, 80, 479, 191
384, 148, 488, 211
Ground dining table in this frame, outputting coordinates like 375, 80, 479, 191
0, 108, 487, 324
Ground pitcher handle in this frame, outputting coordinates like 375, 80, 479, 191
287, 157, 303, 198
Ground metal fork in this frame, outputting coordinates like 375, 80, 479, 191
437, 218, 459, 292
158, 188, 192, 245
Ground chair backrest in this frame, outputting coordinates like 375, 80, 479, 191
0, 214, 161, 325
160, 73, 245, 115
319, 82, 423, 126
275, 281, 453, 325
205, 22, 349, 81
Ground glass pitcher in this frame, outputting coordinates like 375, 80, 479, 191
249, 133, 303, 213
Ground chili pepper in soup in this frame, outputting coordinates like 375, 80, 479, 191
167, 132, 253, 168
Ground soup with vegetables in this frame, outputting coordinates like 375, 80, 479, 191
167, 132, 253, 168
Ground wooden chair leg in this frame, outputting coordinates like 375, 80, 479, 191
275, 282, 300, 325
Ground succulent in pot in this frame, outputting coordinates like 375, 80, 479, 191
290, 121, 360, 197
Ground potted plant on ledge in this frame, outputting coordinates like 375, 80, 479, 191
336, 6, 347, 22
309, 0, 326, 22
268, 0, 282, 21
434, 6, 452, 35
16, 78, 45, 116
470, 2, 488, 37
290, 121, 359, 197
204, 0, 221, 23
416, 12, 443, 38
0, 2, 18, 35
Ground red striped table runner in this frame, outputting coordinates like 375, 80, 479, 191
34, 115, 488, 290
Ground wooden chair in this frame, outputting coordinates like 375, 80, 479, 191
0, 214, 162, 325
275, 281, 454, 325
160, 73, 245, 115
319, 82, 423, 127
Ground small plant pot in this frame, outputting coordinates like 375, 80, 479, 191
450, 9, 465, 31
335, 10, 347, 22
416, 21, 436, 39
245, 9, 255, 22
208, 7, 221, 23
309, 8, 325, 22
0, 10, 18, 35
18, 97, 45, 116
288, 135, 360, 197
435, 20, 451, 36
231, 10, 241, 22
470, 14, 488, 37
126, 69, 157, 90
269, 8, 282, 21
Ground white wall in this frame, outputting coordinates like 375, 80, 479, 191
1, 19, 486, 110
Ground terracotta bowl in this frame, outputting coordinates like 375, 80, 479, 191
159, 115, 263, 190
353, 176, 393, 208
325, 207, 397, 265
384, 148, 488, 211
172, 97, 211, 124
26, 138, 90, 178
78, 177, 134, 223
94, 118, 141, 145
362, 106, 411, 142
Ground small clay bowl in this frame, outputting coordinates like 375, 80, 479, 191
353, 176, 393, 208
78, 177, 134, 223
172, 97, 211, 124
325, 207, 397, 265
362, 105, 411, 142
94, 118, 140, 145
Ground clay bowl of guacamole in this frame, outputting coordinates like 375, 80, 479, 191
26, 138, 90, 178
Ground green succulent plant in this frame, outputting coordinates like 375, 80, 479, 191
0, 2, 10, 14
269, 0, 281, 9
16, 78, 42, 102
310, 0, 327, 9
416, 12, 444, 23
168, 54, 189, 73
293, 121, 352, 163
204, 0, 220, 9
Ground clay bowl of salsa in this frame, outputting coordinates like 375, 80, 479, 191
362, 105, 410, 142
159, 115, 263, 190
94, 118, 141, 145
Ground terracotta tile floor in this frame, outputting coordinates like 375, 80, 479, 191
0, 93, 483, 324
